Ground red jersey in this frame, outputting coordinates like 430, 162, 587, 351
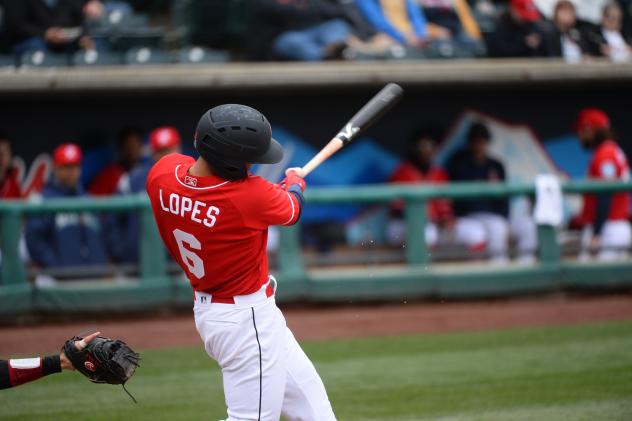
0, 167, 22, 199
580, 140, 630, 223
389, 162, 452, 222
146, 154, 300, 298
89, 164, 126, 196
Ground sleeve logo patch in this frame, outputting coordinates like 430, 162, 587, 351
84, 361, 96, 372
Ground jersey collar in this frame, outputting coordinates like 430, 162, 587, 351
175, 164, 231, 190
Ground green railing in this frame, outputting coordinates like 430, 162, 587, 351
1, 180, 631, 314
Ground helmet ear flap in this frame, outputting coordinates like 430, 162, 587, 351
195, 138, 247, 181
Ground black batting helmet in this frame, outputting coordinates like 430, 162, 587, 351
194, 104, 284, 180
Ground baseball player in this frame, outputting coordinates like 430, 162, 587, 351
571, 108, 631, 260
1, 332, 99, 390
146, 105, 336, 421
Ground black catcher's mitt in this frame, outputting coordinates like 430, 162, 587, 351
63, 336, 140, 400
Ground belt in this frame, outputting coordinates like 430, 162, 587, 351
194, 281, 275, 305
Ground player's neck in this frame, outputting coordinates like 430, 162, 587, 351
189, 158, 216, 177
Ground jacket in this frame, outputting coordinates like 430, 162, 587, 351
25, 180, 108, 268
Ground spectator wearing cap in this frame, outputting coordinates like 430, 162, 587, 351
25, 143, 107, 270
487, 0, 547, 57
0, 135, 22, 199
88, 126, 144, 196
105, 127, 181, 264
586, 2, 632, 62
541, 0, 592, 61
570, 108, 631, 261
446, 122, 511, 262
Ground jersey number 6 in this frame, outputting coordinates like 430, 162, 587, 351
173, 229, 205, 279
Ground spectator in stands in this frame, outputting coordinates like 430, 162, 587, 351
570, 108, 631, 261
6, 0, 99, 56
88, 126, 143, 196
487, 0, 547, 57
106, 127, 180, 263
248, 0, 356, 61
587, 2, 632, 62
0, 0, 9, 53
0, 135, 21, 199
541, 0, 592, 61
446, 122, 510, 262
25, 143, 108, 270
356, 0, 437, 48
418, 0, 484, 48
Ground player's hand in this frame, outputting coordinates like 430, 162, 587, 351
60, 331, 100, 371
279, 168, 306, 192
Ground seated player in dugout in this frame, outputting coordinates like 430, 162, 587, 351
570, 108, 631, 261
105, 126, 181, 264
25, 144, 108, 274
446, 122, 537, 263
1, 332, 99, 390
388, 129, 462, 249
146, 105, 337, 420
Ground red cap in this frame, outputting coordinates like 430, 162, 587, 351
150, 127, 181, 153
573, 108, 611, 132
53, 143, 82, 166
510, 0, 540, 22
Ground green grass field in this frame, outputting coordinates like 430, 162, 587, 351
2, 321, 632, 421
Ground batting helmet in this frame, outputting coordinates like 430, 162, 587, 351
194, 104, 283, 180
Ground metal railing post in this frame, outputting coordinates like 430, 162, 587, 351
277, 223, 306, 279
537, 224, 561, 265
0, 210, 27, 286
139, 205, 168, 285
405, 199, 429, 265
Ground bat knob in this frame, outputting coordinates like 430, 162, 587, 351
286, 167, 306, 178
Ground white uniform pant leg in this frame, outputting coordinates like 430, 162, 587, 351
194, 299, 286, 421
454, 217, 487, 249
473, 212, 509, 262
510, 215, 538, 263
387, 219, 439, 247
598, 220, 632, 261
281, 326, 337, 421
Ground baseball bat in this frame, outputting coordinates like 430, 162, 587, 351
299, 83, 404, 177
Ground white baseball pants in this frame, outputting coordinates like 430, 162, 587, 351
193, 283, 336, 421
598, 220, 632, 261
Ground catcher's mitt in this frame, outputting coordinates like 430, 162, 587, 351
63, 336, 140, 402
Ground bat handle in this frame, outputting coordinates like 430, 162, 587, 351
298, 137, 345, 177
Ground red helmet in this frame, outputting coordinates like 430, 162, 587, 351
53, 143, 82, 166
573, 108, 610, 132
149, 127, 181, 153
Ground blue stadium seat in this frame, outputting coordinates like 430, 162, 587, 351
19, 50, 68, 67
124, 47, 171, 65
177, 47, 229, 64
73, 49, 122, 66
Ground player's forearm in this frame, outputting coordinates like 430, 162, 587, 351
0, 355, 62, 390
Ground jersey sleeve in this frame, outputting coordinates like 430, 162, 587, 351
241, 177, 301, 230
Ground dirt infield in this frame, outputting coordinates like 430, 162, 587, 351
2, 294, 632, 356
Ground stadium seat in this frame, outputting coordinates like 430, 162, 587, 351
424, 40, 480, 59
73, 49, 122, 66
124, 47, 171, 65
19, 50, 68, 67
177, 47, 229, 64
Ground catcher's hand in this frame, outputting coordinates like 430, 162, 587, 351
62, 333, 141, 401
